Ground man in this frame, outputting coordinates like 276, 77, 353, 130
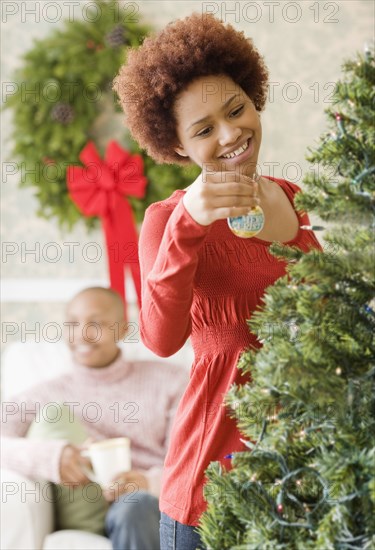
1, 287, 189, 550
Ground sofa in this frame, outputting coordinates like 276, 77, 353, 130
1, 340, 193, 550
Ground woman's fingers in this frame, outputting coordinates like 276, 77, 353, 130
213, 205, 258, 219
183, 170, 261, 226
206, 182, 258, 196
211, 195, 260, 208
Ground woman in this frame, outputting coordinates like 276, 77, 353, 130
113, 12, 321, 549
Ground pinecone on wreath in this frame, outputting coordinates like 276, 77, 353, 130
50, 103, 75, 125
105, 24, 127, 48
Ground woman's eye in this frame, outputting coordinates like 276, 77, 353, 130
230, 105, 244, 117
196, 127, 212, 137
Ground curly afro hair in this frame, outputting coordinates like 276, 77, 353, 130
113, 13, 269, 165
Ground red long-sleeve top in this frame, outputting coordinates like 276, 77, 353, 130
138, 176, 322, 526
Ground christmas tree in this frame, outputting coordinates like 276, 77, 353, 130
197, 48, 375, 549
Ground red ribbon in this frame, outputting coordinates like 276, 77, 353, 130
67, 140, 147, 317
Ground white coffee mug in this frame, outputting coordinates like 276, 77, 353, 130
80, 437, 131, 487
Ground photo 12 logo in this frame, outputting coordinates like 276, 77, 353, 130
1, 2, 140, 24
1, 321, 140, 344
201, 2, 340, 24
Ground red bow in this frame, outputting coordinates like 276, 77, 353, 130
67, 140, 147, 317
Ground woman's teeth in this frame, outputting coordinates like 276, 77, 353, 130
222, 139, 250, 159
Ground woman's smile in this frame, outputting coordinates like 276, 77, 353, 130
220, 136, 251, 158
218, 136, 255, 169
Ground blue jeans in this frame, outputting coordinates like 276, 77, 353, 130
105, 490, 160, 550
159, 512, 204, 550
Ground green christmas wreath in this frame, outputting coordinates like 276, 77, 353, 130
4, 0, 199, 230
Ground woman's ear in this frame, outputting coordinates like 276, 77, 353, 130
174, 145, 189, 158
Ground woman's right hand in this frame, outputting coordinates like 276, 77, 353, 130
182, 166, 260, 226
